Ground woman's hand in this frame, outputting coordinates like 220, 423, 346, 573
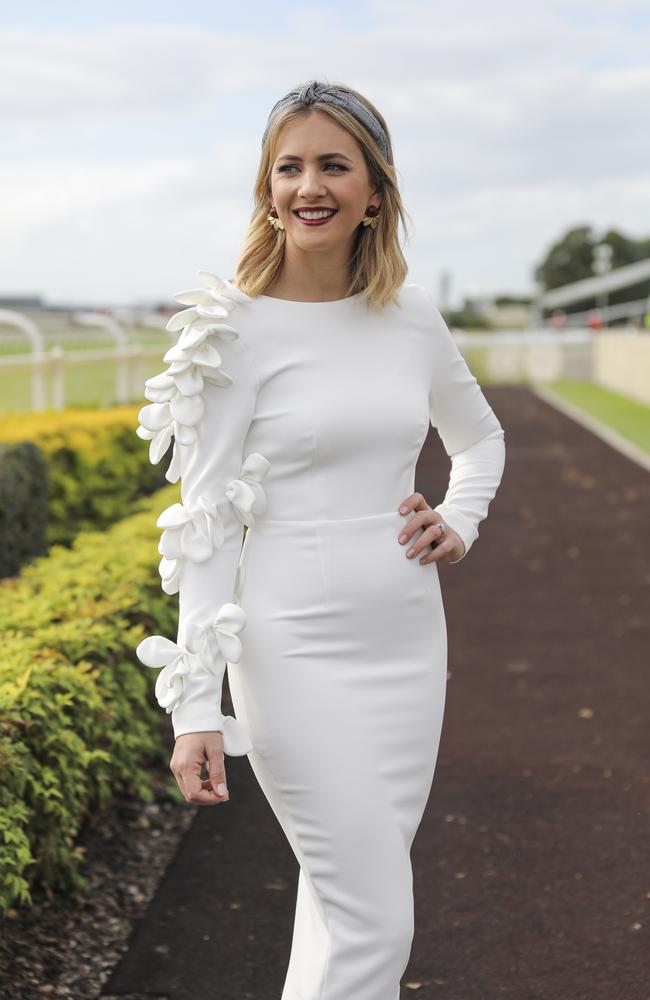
170, 731, 230, 805
397, 493, 465, 565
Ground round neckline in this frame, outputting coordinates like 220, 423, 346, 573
257, 290, 364, 305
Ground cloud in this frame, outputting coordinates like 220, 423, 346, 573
0, 3, 648, 304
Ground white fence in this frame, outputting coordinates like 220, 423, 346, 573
592, 331, 650, 407
453, 327, 650, 406
0, 307, 169, 411
0, 343, 166, 410
454, 327, 595, 383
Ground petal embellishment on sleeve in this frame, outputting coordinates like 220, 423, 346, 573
177, 315, 233, 351
136, 634, 182, 668
158, 556, 181, 595
221, 714, 254, 756
136, 270, 253, 481
138, 400, 171, 431
136, 601, 247, 716
241, 452, 271, 481
167, 364, 204, 397
211, 601, 247, 665
195, 271, 254, 306
165, 340, 223, 373
169, 392, 204, 427
156, 500, 193, 531
225, 452, 271, 527
225, 479, 257, 524
155, 667, 186, 713
136, 399, 194, 483
166, 443, 183, 483
179, 525, 215, 562
136, 270, 259, 732
143, 371, 176, 403
165, 306, 200, 332
170, 421, 198, 449
136, 634, 191, 714
149, 424, 174, 464
172, 287, 223, 307
191, 342, 226, 368
156, 497, 226, 595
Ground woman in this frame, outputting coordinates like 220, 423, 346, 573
136, 79, 506, 1000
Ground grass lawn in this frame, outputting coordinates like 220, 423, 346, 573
0, 329, 168, 356
0, 359, 169, 414
0, 332, 169, 414
545, 379, 650, 456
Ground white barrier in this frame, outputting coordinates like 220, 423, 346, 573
592, 331, 650, 407
452, 328, 595, 382
0, 343, 166, 410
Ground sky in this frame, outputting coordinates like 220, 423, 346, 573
0, 0, 648, 308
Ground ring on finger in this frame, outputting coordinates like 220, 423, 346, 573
408, 520, 445, 558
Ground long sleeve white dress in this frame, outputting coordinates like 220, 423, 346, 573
135, 271, 506, 1000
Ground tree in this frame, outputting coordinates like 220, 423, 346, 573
534, 226, 650, 309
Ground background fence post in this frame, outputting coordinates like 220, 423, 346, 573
50, 346, 65, 410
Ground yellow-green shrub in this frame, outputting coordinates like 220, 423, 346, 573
0, 482, 181, 914
0, 405, 167, 553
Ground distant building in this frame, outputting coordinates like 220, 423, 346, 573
0, 294, 45, 309
485, 301, 531, 329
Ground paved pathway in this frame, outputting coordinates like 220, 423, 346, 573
102, 386, 650, 1000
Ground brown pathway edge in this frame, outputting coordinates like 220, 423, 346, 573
2, 386, 648, 999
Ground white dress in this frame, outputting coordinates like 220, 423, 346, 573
135, 272, 506, 1000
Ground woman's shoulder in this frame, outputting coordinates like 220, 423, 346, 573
399, 280, 437, 309
174, 268, 256, 339
397, 281, 446, 327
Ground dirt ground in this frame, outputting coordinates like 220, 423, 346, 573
2, 385, 648, 1000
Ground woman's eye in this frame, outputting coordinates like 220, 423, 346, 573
277, 163, 347, 173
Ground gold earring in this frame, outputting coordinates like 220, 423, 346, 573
361, 205, 380, 229
267, 206, 285, 231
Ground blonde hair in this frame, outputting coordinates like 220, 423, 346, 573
233, 80, 413, 310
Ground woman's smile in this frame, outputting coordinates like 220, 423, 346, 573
293, 208, 339, 226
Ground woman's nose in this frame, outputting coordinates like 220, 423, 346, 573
298, 171, 328, 194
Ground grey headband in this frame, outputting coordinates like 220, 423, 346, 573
261, 80, 389, 162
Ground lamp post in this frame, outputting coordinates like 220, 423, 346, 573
592, 242, 613, 328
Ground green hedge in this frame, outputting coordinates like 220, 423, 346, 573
0, 441, 49, 577
0, 406, 167, 571
0, 482, 181, 915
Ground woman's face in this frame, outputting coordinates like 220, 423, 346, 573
269, 110, 381, 255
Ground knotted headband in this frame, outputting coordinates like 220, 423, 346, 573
261, 80, 390, 162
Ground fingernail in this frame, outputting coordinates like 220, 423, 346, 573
217, 782, 227, 795
407, 549, 415, 558
399, 534, 407, 543
399, 505, 407, 513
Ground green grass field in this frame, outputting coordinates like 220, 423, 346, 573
0, 328, 168, 356
545, 379, 650, 455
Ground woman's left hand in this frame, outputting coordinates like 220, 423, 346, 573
397, 493, 465, 565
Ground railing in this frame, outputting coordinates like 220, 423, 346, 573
0, 343, 167, 410
452, 327, 595, 382
0, 308, 170, 411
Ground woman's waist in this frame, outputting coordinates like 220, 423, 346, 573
249, 508, 409, 539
